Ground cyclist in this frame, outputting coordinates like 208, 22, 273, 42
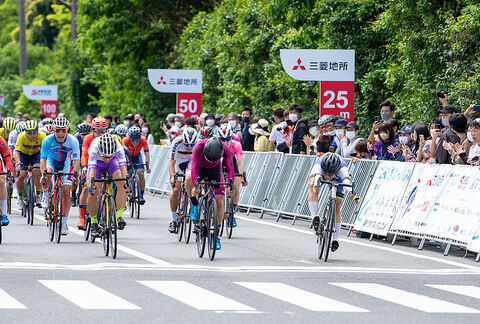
39, 117, 53, 133
14, 120, 46, 208
123, 126, 151, 205
308, 152, 359, 252
87, 133, 128, 236
0, 136, 14, 225
185, 137, 235, 250
217, 125, 248, 227
200, 127, 214, 139
77, 117, 108, 229
71, 123, 91, 206
43, 124, 53, 135
9, 121, 25, 156
115, 124, 128, 140
40, 117, 80, 235
168, 127, 198, 233
0, 117, 15, 141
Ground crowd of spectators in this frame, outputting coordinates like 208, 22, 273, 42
159, 93, 480, 167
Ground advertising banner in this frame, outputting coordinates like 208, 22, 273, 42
148, 69, 202, 94
22, 85, 58, 101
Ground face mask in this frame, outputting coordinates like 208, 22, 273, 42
379, 132, 389, 141
381, 111, 390, 121
124, 120, 130, 126
248, 127, 254, 135
206, 119, 215, 127
309, 127, 319, 136
399, 136, 409, 145
441, 117, 449, 127
228, 120, 237, 129
175, 121, 182, 128
142, 127, 148, 133
139, 121, 144, 127
467, 131, 473, 142
346, 131, 356, 140
325, 131, 335, 136
335, 129, 344, 136
289, 114, 298, 122
241, 117, 249, 123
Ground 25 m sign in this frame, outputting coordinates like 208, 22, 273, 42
320, 81, 354, 121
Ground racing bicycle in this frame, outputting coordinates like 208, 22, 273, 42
20, 165, 39, 226
173, 171, 192, 243
127, 162, 146, 219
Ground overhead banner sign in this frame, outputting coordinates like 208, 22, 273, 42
280, 49, 355, 81
0, 94, 4, 106
23, 85, 58, 101
148, 69, 202, 94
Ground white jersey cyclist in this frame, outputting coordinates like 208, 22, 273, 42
170, 136, 194, 173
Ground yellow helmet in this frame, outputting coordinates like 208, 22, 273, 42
3, 117, 16, 131
25, 120, 38, 131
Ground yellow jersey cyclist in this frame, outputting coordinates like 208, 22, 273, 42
14, 120, 46, 208
0, 117, 16, 142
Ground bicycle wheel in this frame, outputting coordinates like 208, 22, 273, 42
28, 178, 34, 226
323, 199, 336, 262
183, 193, 192, 244
102, 198, 109, 256
135, 174, 141, 219
129, 178, 136, 219
7, 183, 12, 214
55, 191, 63, 244
225, 196, 234, 239
0, 225, 2, 244
317, 199, 331, 260
177, 189, 185, 241
24, 180, 30, 223
196, 198, 206, 258
207, 198, 219, 261
109, 197, 117, 259
84, 214, 91, 241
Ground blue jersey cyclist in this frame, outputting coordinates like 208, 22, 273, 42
40, 117, 81, 236
308, 152, 359, 252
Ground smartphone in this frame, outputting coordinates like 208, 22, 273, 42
437, 92, 446, 99
473, 105, 480, 112
435, 121, 442, 130
419, 134, 425, 141
374, 116, 382, 123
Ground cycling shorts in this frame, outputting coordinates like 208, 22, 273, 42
20, 152, 40, 170
332, 176, 345, 199
131, 154, 144, 169
48, 159, 74, 186
88, 156, 120, 180
197, 164, 224, 196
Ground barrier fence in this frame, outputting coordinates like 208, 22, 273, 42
145, 145, 480, 262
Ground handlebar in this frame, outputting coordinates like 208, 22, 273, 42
195, 178, 233, 192
91, 176, 127, 183
318, 179, 353, 188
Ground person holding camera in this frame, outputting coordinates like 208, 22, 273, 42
367, 101, 395, 144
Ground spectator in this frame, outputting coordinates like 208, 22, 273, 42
174, 113, 185, 130
354, 139, 372, 160
134, 112, 143, 123
316, 115, 336, 153
104, 114, 113, 127
332, 118, 348, 151
16, 112, 22, 122
410, 124, 431, 163
440, 113, 470, 164
198, 113, 207, 128
289, 103, 308, 154
113, 114, 120, 126
368, 100, 396, 144
185, 117, 196, 129
385, 119, 400, 139
373, 123, 405, 161
123, 114, 134, 127
303, 120, 321, 155
142, 123, 155, 145
205, 113, 218, 135
241, 108, 255, 151
269, 108, 286, 151
215, 114, 223, 127
138, 117, 147, 128
438, 104, 458, 129
253, 119, 270, 152
451, 119, 480, 165
337, 121, 362, 158
227, 113, 242, 137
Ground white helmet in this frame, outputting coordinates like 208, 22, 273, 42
115, 124, 128, 136
217, 124, 233, 139
16, 121, 26, 133
53, 116, 70, 129
182, 127, 199, 144
98, 133, 117, 157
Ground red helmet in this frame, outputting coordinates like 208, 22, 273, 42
91, 117, 108, 129
201, 127, 214, 139
45, 124, 53, 134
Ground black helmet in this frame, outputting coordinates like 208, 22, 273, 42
204, 137, 223, 163
321, 152, 341, 177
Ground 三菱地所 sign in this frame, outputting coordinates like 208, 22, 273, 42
148, 69, 202, 93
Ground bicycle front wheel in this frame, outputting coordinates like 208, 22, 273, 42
0, 224, 2, 244
129, 179, 136, 219
7, 183, 12, 214
196, 198, 206, 258
28, 178, 34, 226
84, 214, 91, 241
47, 205, 55, 242
109, 197, 117, 259
55, 191, 63, 244
226, 196, 234, 239
177, 189, 185, 242
102, 198, 109, 256
323, 199, 336, 262
317, 199, 331, 260
183, 192, 192, 244
207, 198, 219, 261
135, 174, 141, 219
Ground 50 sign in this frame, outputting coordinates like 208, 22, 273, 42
176, 93, 202, 119
320, 81, 354, 121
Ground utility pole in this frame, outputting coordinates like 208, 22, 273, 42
71, 0, 77, 39
19, 0, 27, 76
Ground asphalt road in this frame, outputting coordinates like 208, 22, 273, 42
0, 193, 479, 324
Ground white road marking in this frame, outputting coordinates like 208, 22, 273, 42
39, 280, 140, 309
235, 215, 480, 270
0, 289, 27, 309
427, 285, 480, 300
236, 282, 368, 312
331, 283, 480, 313
138, 280, 255, 311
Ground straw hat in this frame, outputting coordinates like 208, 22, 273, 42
253, 119, 270, 136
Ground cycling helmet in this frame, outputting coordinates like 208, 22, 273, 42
45, 124, 53, 134
98, 133, 117, 157
107, 127, 116, 134
42, 118, 53, 125
53, 116, 70, 129
16, 121, 26, 133
91, 117, 108, 129
113, 134, 123, 144
25, 120, 38, 131
115, 124, 128, 136
201, 127, 214, 139
203, 137, 224, 163
77, 123, 91, 135
57, 113, 66, 119
182, 128, 199, 144
217, 124, 233, 139
128, 125, 141, 139
320, 152, 342, 177
3, 117, 16, 131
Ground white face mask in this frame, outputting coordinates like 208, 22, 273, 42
399, 136, 409, 145
335, 129, 344, 136
175, 121, 182, 128
228, 120, 237, 129
309, 127, 319, 136
206, 119, 215, 127
124, 120, 130, 126
289, 114, 298, 122
467, 131, 473, 142
325, 131, 335, 136
346, 131, 356, 140
142, 127, 148, 133
379, 133, 389, 141
441, 117, 449, 127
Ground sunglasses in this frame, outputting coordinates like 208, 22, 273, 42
26, 130, 38, 135
93, 129, 107, 134
55, 129, 68, 134
131, 137, 140, 142
220, 137, 231, 142
184, 143, 195, 147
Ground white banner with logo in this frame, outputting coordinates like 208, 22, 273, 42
148, 69, 202, 93
280, 49, 355, 81
354, 161, 415, 236
22, 85, 58, 101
